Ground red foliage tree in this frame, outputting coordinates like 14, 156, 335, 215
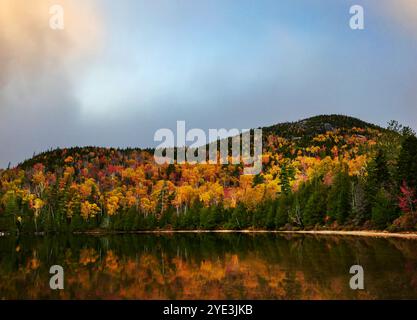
399, 181, 417, 215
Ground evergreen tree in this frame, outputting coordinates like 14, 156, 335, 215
371, 188, 398, 229
366, 149, 392, 210
265, 201, 277, 229
398, 135, 417, 191
252, 204, 266, 229
280, 162, 294, 195
327, 170, 351, 225
373, 149, 390, 187
275, 195, 291, 228
199, 207, 212, 229
303, 181, 327, 227
228, 204, 247, 229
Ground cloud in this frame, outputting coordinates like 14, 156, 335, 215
0, 0, 102, 167
376, 0, 417, 34
0, 0, 416, 168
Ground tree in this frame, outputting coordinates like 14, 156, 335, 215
265, 201, 277, 229
1, 190, 19, 232
371, 188, 397, 229
303, 181, 327, 227
280, 161, 294, 195
351, 178, 369, 225
227, 204, 247, 230
199, 207, 214, 229
275, 195, 291, 228
391, 181, 417, 231
327, 169, 351, 225
373, 149, 390, 187
399, 182, 417, 215
80, 201, 100, 221
366, 149, 392, 210
398, 135, 417, 192
33, 198, 45, 232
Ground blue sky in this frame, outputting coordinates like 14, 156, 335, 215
1, 0, 417, 167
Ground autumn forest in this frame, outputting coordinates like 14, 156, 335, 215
1, 115, 417, 234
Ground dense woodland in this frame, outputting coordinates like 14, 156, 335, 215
1, 115, 417, 234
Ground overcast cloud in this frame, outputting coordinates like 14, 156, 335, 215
0, 0, 416, 167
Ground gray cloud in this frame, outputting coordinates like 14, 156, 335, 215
1, 0, 417, 168
0, 0, 101, 167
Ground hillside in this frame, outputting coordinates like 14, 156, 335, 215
1, 115, 416, 233
18, 115, 382, 170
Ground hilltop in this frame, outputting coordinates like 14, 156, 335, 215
264, 114, 382, 139
18, 115, 383, 170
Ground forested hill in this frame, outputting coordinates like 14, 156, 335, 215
18, 114, 383, 170
1, 115, 417, 234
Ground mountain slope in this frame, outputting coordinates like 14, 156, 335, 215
17, 115, 383, 170
263, 114, 383, 146
1, 114, 415, 233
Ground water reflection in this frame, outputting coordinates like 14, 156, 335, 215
0, 233, 417, 299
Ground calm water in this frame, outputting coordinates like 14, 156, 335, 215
0, 233, 417, 299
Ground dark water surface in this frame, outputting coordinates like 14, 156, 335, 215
0, 233, 416, 299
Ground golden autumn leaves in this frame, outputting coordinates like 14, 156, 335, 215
0, 126, 378, 224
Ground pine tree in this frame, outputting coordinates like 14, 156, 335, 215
265, 201, 277, 229
303, 181, 327, 227
327, 170, 351, 225
228, 204, 247, 229
280, 162, 294, 195
275, 195, 291, 228
252, 204, 266, 229
371, 188, 397, 229
373, 149, 390, 187
199, 207, 211, 229
366, 149, 392, 210
398, 135, 417, 191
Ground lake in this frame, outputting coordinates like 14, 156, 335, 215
0, 233, 416, 299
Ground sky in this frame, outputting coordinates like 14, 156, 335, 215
0, 0, 417, 167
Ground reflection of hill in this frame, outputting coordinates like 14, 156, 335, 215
0, 234, 417, 299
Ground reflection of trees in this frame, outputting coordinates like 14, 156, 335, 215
0, 234, 417, 299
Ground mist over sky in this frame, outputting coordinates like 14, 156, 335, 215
1, 0, 417, 167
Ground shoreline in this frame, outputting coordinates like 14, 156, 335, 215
2, 229, 417, 239
80, 229, 417, 239
276, 230, 417, 239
